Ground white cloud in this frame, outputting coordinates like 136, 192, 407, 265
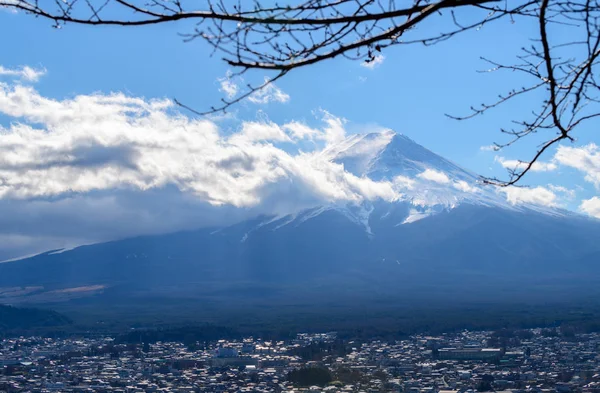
393, 175, 416, 190
361, 54, 385, 69
453, 180, 478, 193
319, 110, 347, 146
218, 73, 239, 99
480, 144, 499, 152
417, 169, 450, 184
495, 156, 557, 172
0, 65, 46, 82
547, 184, 576, 200
267, 110, 346, 147
283, 121, 322, 141
580, 197, 600, 219
248, 78, 290, 104
501, 186, 558, 207
231, 119, 291, 144
217, 73, 289, 104
554, 144, 600, 188
531, 161, 558, 171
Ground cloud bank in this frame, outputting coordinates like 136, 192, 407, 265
0, 79, 408, 258
0, 83, 398, 207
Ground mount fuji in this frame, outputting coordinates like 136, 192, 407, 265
1, 131, 599, 307
256, 129, 562, 233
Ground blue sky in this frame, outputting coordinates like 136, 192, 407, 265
0, 5, 599, 259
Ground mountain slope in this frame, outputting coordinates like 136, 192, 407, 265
1, 204, 599, 304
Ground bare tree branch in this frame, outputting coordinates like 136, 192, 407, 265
2, 0, 599, 186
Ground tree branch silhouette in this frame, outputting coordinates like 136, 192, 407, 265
2, 0, 598, 185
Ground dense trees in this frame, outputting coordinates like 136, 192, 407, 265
115, 325, 241, 344
288, 340, 354, 361
0, 304, 71, 332
288, 366, 333, 386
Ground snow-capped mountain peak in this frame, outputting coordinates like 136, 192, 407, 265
326, 130, 478, 182
325, 130, 501, 207
241, 131, 571, 239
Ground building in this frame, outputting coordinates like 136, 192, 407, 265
436, 348, 503, 361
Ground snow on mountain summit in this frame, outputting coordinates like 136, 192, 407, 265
326, 130, 478, 182
242, 130, 569, 239
323, 130, 502, 208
